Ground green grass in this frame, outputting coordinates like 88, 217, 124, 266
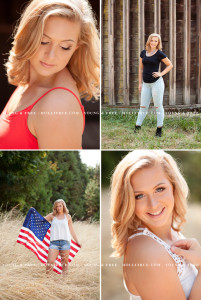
101, 109, 201, 149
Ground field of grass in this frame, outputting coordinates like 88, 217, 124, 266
101, 189, 201, 300
101, 109, 201, 149
0, 211, 100, 300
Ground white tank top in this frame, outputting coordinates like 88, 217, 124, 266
50, 214, 71, 242
124, 227, 198, 299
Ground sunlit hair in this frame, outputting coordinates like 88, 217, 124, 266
53, 199, 69, 215
146, 33, 162, 51
5, 0, 100, 100
110, 150, 188, 257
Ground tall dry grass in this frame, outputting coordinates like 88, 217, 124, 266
0, 210, 100, 300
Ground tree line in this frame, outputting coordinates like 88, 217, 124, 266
0, 151, 99, 221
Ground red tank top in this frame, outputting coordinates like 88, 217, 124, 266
0, 87, 85, 149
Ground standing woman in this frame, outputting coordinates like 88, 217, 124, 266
135, 33, 173, 137
0, 0, 99, 149
110, 150, 201, 299
44, 199, 80, 275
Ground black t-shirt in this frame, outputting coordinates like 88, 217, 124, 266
140, 50, 167, 83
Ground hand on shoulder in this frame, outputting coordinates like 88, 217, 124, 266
171, 238, 201, 269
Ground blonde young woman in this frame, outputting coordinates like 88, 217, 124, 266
135, 34, 173, 137
44, 199, 80, 275
0, 0, 99, 149
111, 150, 201, 299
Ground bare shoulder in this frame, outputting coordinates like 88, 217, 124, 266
125, 234, 169, 265
124, 235, 186, 300
44, 212, 54, 222
34, 69, 80, 112
67, 214, 72, 221
35, 87, 81, 114
54, 68, 80, 99
32, 72, 83, 149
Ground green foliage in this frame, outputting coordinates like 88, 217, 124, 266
101, 151, 201, 204
84, 165, 100, 221
102, 151, 129, 186
0, 151, 100, 221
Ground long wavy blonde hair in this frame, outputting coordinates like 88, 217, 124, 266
146, 33, 162, 51
5, 0, 99, 100
110, 150, 188, 257
53, 199, 69, 216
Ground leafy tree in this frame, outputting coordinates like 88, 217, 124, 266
0, 151, 51, 213
84, 165, 100, 221
0, 151, 100, 220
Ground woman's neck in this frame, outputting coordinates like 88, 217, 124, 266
149, 47, 157, 53
56, 212, 64, 216
142, 220, 175, 242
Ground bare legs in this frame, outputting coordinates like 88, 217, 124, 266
60, 250, 70, 276
46, 249, 70, 276
46, 248, 59, 275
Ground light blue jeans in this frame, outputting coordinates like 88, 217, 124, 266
136, 77, 165, 127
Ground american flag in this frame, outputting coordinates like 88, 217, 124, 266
17, 208, 81, 274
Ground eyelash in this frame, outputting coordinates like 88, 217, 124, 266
156, 187, 165, 193
41, 42, 71, 51
135, 194, 144, 200
135, 187, 165, 200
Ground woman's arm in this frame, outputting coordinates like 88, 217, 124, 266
124, 236, 187, 300
44, 213, 53, 222
68, 215, 80, 245
152, 57, 173, 78
32, 89, 83, 149
138, 57, 143, 92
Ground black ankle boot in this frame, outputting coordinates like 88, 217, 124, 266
134, 125, 141, 133
155, 127, 162, 137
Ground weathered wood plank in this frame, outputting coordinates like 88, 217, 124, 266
183, 0, 191, 105
169, 0, 176, 105
108, 0, 115, 105
138, 0, 145, 103
138, 0, 145, 52
154, 0, 161, 34
123, 0, 130, 105
196, 0, 201, 103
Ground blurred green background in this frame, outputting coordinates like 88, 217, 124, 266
102, 150, 201, 203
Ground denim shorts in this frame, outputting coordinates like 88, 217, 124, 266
49, 240, 71, 251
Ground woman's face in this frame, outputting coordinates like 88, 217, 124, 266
56, 202, 64, 214
131, 164, 174, 231
30, 16, 80, 78
150, 37, 159, 50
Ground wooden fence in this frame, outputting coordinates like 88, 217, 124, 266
102, 0, 201, 107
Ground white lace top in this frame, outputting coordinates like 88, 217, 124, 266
124, 227, 198, 299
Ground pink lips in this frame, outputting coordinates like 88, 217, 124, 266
147, 207, 165, 218
40, 61, 55, 68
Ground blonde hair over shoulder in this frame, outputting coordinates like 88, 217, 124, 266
5, 0, 100, 100
110, 150, 188, 257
